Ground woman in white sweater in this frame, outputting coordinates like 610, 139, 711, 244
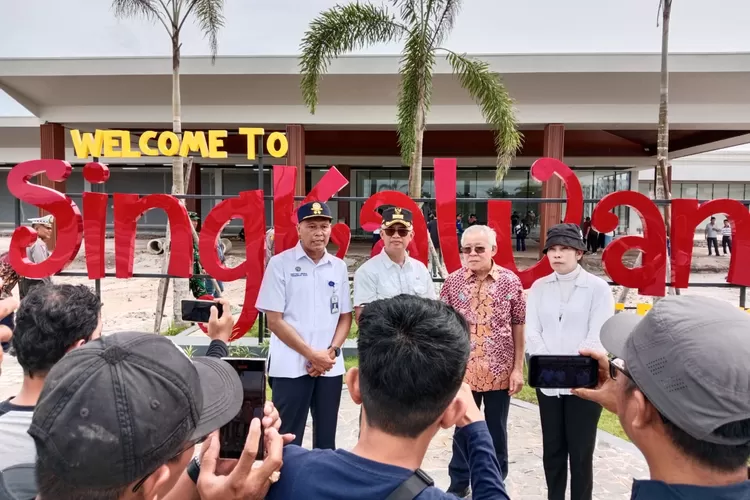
526, 223, 614, 500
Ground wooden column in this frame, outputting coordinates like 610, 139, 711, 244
337, 165, 351, 226
538, 124, 565, 257
285, 124, 306, 197
186, 162, 202, 229
39, 123, 67, 249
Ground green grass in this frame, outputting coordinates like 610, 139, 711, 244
163, 323, 189, 336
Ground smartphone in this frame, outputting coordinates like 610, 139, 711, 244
181, 299, 222, 323
219, 358, 267, 459
528, 355, 598, 389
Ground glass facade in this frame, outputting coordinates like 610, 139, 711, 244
350, 167, 631, 236
0, 164, 632, 236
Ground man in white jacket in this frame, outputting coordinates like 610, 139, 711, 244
525, 223, 614, 500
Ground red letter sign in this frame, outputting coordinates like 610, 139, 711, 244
490, 157, 584, 288
273, 165, 351, 259
671, 199, 750, 288
81, 162, 110, 279
200, 190, 266, 341
593, 191, 666, 296
7, 159, 82, 278
113, 194, 192, 279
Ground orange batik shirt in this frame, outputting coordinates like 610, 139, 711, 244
440, 265, 526, 392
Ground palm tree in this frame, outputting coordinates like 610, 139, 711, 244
299, 1, 522, 200
113, 0, 225, 330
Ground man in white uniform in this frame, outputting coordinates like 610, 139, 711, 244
353, 207, 435, 322
19, 215, 54, 299
256, 201, 352, 450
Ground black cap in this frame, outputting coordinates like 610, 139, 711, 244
543, 223, 587, 253
381, 207, 413, 228
28, 331, 243, 490
297, 201, 332, 222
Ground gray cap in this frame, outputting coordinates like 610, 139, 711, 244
28, 331, 243, 490
601, 295, 750, 445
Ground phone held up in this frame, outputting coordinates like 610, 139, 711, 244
528, 355, 598, 389
219, 358, 267, 460
181, 299, 222, 324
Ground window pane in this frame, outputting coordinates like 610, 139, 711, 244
697, 183, 713, 201
682, 184, 698, 199
729, 184, 744, 200
712, 183, 729, 199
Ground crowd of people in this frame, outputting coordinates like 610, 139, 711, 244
0, 199, 747, 500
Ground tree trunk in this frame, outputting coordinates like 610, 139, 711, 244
408, 90, 447, 279
656, 0, 676, 297
154, 38, 190, 333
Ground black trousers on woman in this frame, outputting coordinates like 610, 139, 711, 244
537, 391, 602, 500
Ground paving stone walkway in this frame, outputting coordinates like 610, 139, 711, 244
1, 354, 648, 499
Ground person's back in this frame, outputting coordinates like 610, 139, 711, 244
266, 295, 509, 500
0, 284, 102, 470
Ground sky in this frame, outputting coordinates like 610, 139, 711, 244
2, 0, 750, 116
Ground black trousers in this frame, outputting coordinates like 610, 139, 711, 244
537, 391, 602, 500
723, 236, 732, 254
707, 237, 720, 255
449, 389, 510, 490
269, 374, 342, 450
586, 233, 598, 253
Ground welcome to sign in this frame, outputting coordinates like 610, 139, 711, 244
6, 129, 750, 340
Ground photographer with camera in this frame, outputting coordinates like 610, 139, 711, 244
573, 295, 750, 499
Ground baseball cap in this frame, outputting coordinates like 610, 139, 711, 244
601, 295, 750, 445
297, 201, 332, 222
27, 215, 54, 228
28, 331, 243, 490
543, 223, 586, 253
381, 207, 413, 229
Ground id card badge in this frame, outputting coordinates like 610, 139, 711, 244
330, 294, 339, 314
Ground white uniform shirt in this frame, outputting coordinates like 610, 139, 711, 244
353, 249, 436, 306
256, 242, 352, 379
525, 266, 614, 397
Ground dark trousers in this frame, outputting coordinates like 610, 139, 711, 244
723, 236, 732, 254
449, 389, 510, 490
0, 311, 12, 352
586, 233, 598, 253
537, 391, 602, 500
707, 237, 719, 255
516, 237, 526, 252
269, 374, 342, 450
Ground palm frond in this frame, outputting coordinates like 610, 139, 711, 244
112, 0, 172, 33
185, 0, 225, 61
300, 3, 407, 114
397, 29, 434, 166
392, 0, 420, 25
444, 50, 522, 179
430, 0, 461, 46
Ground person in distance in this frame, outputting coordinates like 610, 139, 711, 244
265, 294, 509, 500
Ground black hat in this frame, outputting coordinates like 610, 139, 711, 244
297, 201, 332, 222
381, 207, 413, 228
543, 223, 587, 253
28, 331, 243, 490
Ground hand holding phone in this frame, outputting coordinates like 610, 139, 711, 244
219, 358, 267, 460
207, 298, 233, 343
528, 355, 598, 389
182, 299, 223, 324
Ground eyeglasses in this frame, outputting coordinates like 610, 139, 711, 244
461, 246, 487, 255
132, 435, 206, 492
383, 227, 410, 237
609, 357, 632, 381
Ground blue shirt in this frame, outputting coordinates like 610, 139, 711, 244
266, 421, 508, 500
630, 479, 750, 500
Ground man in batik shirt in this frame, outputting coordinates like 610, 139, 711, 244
440, 224, 526, 497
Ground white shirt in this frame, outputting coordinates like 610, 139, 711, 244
525, 265, 614, 397
353, 249, 436, 306
256, 242, 352, 379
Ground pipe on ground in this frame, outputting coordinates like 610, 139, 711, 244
147, 238, 165, 255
